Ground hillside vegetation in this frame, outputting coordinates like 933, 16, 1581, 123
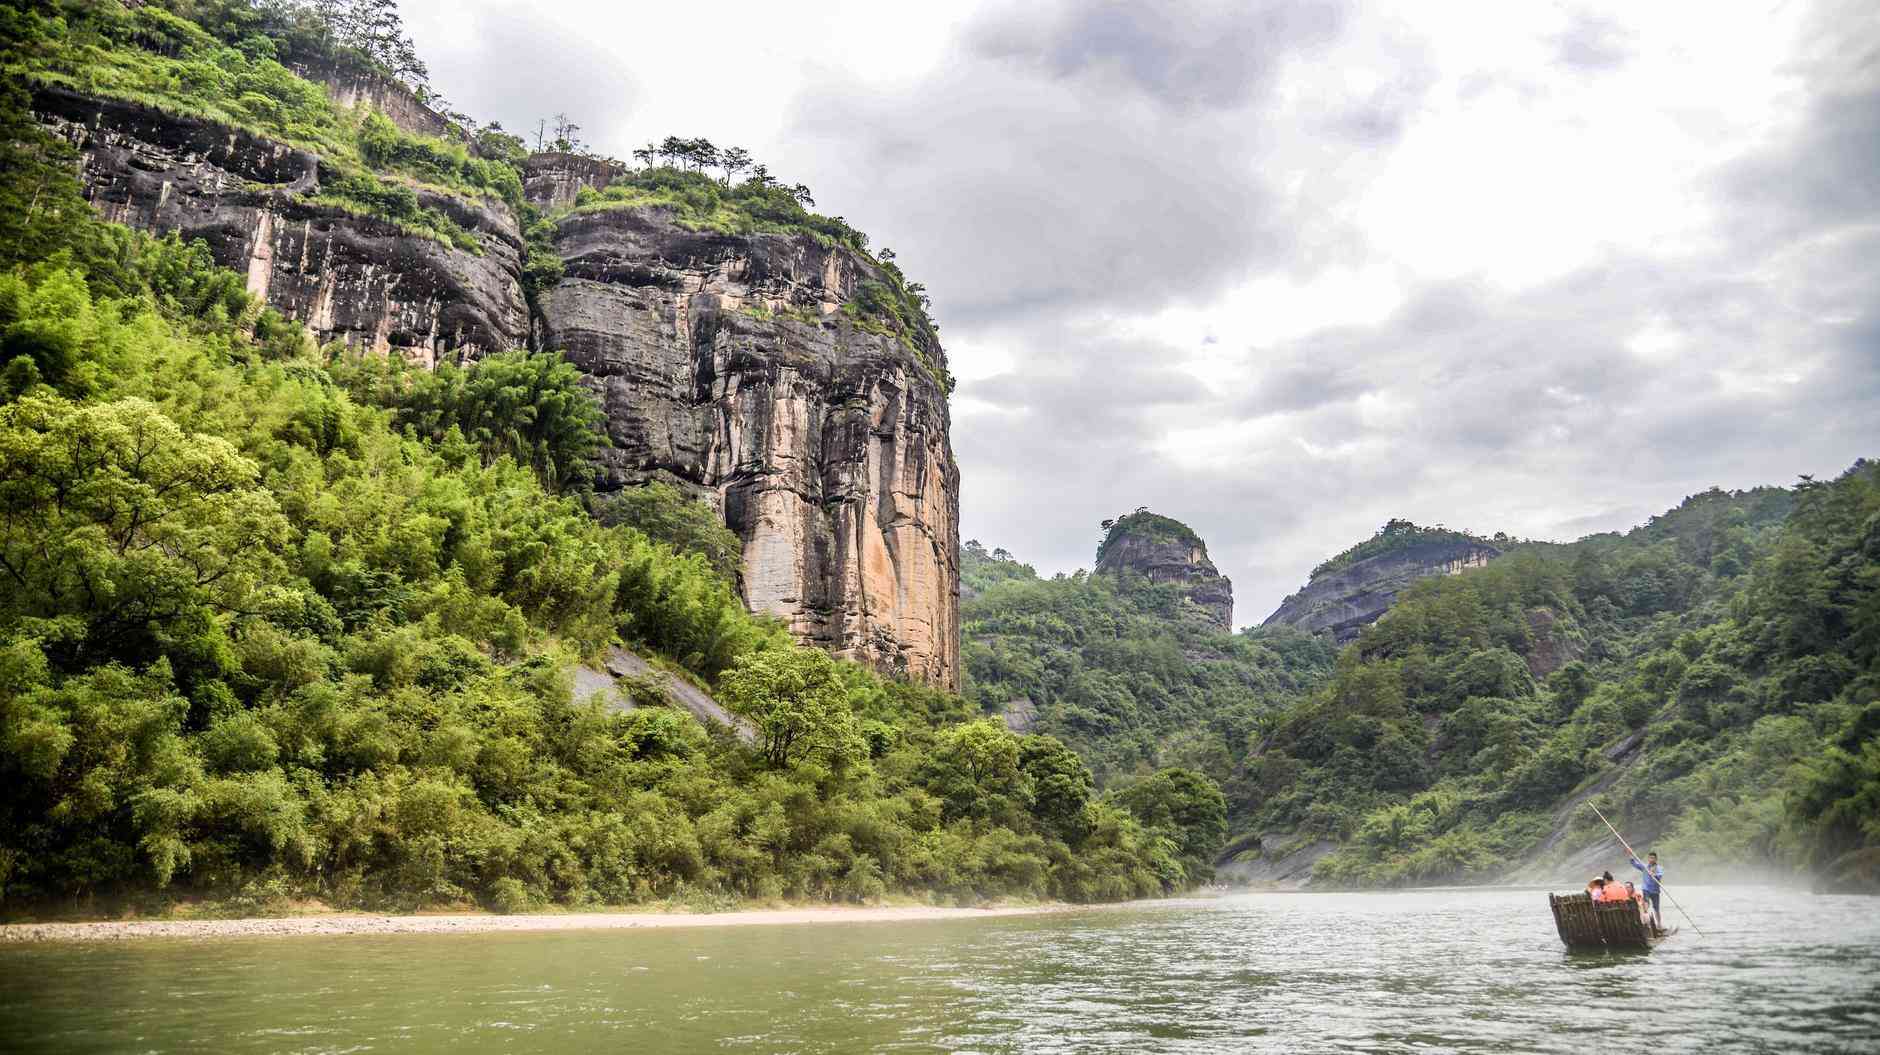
961, 536, 1335, 845
965, 481, 1877, 892
0, 12, 1219, 914
1308, 519, 1501, 581
1242, 479, 1879, 887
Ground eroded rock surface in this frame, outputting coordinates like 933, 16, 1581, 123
1263, 538, 1501, 643
37, 88, 528, 361
38, 81, 962, 689
537, 206, 961, 688
1094, 523, 1235, 632
519, 153, 623, 211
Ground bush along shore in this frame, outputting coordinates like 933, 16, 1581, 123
0, 12, 1229, 919
0, 902, 1072, 943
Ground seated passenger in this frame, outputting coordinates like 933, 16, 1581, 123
1586, 877, 1607, 899
1623, 881, 1648, 917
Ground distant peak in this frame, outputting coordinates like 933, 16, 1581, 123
1308, 520, 1498, 582
1095, 509, 1205, 566
1093, 510, 1232, 631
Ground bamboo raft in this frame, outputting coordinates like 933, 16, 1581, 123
1548, 892, 1673, 951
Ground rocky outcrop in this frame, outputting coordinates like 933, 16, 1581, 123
1522, 607, 1584, 677
37, 88, 527, 362
1264, 537, 1501, 643
38, 80, 961, 689
1093, 513, 1234, 631
536, 204, 960, 688
290, 58, 456, 140
998, 698, 1038, 733
519, 153, 623, 211
1214, 832, 1337, 889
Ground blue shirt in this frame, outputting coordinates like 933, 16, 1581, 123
1631, 857, 1662, 893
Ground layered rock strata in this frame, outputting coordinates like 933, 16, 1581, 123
519, 153, 624, 211
536, 205, 961, 687
1094, 523, 1235, 632
290, 59, 457, 141
1263, 538, 1501, 642
37, 88, 527, 362
40, 80, 963, 688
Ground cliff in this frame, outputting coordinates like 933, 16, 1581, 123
535, 198, 960, 688
37, 87, 529, 362
1093, 511, 1234, 631
34, 78, 960, 687
1262, 527, 1501, 643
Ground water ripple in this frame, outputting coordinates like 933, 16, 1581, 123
2, 887, 1876, 1053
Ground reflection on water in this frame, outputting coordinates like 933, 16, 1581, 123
2, 887, 1877, 1053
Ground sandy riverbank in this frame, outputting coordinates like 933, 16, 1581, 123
0, 903, 1066, 943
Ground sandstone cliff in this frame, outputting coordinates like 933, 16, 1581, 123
1262, 530, 1501, 643
36, 83, 961, 688
535, 199, 960, 687
1093, 511, 1234, 631
37, 87, 528, 363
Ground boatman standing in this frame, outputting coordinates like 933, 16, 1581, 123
1630, 851, 1664, 930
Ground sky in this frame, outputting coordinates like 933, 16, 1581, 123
404, 0, 1880, 627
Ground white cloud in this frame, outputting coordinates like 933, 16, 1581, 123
405, 0, 1880, 626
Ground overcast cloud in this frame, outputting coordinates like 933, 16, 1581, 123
406, 0, 1880, 625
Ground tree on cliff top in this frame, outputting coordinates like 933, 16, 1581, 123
1308, 519, 1496, 581
1095, 509, 1205, 565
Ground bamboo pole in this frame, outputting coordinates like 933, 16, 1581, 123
1588, 801, 1702, 937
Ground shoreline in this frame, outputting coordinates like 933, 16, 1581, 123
0, 903, 1066, 944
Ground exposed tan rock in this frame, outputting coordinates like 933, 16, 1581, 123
539, 206, 961, 687
37, 88, 529, 361
519, 153, 625, 211
38, 84, 963, 689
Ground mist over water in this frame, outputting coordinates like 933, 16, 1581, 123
3, 887, 1876, 1053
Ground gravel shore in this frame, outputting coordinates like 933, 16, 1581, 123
0, 904, 1062, 943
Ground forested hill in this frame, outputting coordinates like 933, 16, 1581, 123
0, 0, 1226, 916
960, 520, 1337, 801
1262, 520, 1504, 643
1237, 473, 1880, 891
964, 480, 1879, 893
7, 0, 963, 689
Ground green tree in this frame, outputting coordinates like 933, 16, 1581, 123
0, 396, 288, 669
718, 648, 861, 769
1019, 734, 1095, 842
337, 349, 606, 492
1111, 768, 1227, 880
921, 719, 1029, 824
594, 481, 743, 583
0, 84, 94, 273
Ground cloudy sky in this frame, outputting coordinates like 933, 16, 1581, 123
407, 0, 1879, 626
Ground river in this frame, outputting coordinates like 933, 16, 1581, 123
2, 886, 1875, 1053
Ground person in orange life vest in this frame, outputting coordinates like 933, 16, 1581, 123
1622, 881, 1649, 920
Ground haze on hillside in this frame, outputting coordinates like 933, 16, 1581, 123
405, 0, 1880, 624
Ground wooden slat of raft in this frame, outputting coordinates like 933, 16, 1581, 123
1551, 892, 1650, 949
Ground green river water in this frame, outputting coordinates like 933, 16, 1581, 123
2, 886, 1876, 1053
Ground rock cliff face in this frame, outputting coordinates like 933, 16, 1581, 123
1094, 514, 1234, 631
1262, 538, 1501, 642
519, 153, 623, 211
36, 85, 962, 688
37, 87, 528, 363
290, 60, 457, 141
36, 76, 962, 684
536, 203, 960, 688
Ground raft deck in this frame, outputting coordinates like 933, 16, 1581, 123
1548, 892, 1671, 951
